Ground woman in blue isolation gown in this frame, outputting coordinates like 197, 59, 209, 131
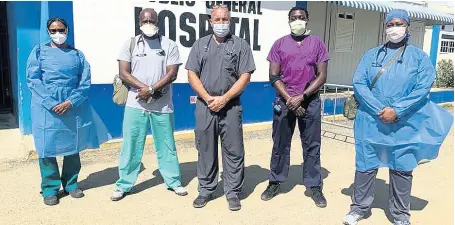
343, 9, 453, 225
26, 18, 110, 206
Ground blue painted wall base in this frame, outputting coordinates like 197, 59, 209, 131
87, 83, 454, 139
89, 82, 277, 138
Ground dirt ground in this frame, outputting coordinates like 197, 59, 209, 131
0, 122, 453, 225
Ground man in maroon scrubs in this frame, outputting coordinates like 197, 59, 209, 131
261, 6, 329, 208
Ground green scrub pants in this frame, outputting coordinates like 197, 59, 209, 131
115, 107, 182, 192
39, 153, 81, 198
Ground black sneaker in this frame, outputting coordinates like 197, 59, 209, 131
193, 195, 210, 208
261, 182, 280, 201
311, 187, 327, 208
43, 195, 59, 206
67, 188, 85, 198
227, 197, 241, 211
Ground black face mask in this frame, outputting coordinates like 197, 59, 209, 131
290, 33, 307, 42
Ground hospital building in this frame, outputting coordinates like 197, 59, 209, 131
0, 1, 453, 156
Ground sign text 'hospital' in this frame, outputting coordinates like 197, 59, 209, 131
138, 1, 262, 51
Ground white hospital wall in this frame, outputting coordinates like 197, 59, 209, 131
73, 1, 296, 84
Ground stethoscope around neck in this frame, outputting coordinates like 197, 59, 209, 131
374, 42, 407, 66
204, 34, 236, 56
135, 34, 162, 57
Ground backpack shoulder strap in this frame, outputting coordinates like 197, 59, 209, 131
129, 37, 136, 55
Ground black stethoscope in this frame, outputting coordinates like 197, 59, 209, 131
204, 35, 236, 56
135, 34, 163, 57
373, 42, 407, 67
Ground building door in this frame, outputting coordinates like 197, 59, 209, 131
0, 1, 13, 113
408, 20, 425, 48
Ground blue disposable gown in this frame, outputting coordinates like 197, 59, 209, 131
353, 44, 453, 172
26, 42, 111, 158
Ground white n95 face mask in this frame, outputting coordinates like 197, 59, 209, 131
50, 32, 67, 45
289, 20, 307, 36
386, 26, 407, 43
140, 24, 159, 37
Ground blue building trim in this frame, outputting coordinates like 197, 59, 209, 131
88, 82, 277, 138
429, 25, 440, 66
85, 83, 455, 139
6, 1, 41, 134
7, 1, 74, 135
322, 90, 454, 116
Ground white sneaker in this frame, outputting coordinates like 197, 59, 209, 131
343, 213, 363, 225
173, 186, 188, 196
110, 190, 125, 201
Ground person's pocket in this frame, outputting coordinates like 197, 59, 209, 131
223, 53, 239, 77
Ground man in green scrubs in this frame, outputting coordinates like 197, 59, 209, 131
110, 8, 187, 201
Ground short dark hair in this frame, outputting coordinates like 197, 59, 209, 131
288, 6, 309, 19
47, 17, 68, 30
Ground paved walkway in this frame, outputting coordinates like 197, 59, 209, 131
0, 123, 453, 225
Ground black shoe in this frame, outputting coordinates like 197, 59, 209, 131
193, 195, 210, 208
227, 197, 241, 211
261, 182, 280, 201
43, 195, 59, 206
311, 187, 327, 208
66, 188, 85, 198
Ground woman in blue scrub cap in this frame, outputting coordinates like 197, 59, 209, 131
342, 9, 453, 225
26, 18, 110, 206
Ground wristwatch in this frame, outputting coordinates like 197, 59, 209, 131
148, 86, 154, 95
302, 93, 308, 101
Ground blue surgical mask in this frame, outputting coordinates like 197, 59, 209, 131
212, 23, 230, 37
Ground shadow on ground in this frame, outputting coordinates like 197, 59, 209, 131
78, 162, 330, 202
78, 163, 145, 191
341, 179, 428, 223
229, 164, 330, 200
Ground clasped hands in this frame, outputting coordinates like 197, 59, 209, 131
136, 86, 153, 101
378, 107, 397, 123
204, 95, 229, 112
286, 95, 306, 116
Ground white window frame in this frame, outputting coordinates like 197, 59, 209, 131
440, 40, 454, 53
440, 31, 454, 54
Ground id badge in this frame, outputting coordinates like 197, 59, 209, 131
190, 96, 197, 104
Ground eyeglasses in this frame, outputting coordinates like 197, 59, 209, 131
48, 28, 66, 34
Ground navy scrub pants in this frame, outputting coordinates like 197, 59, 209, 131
268, 96, 323, 188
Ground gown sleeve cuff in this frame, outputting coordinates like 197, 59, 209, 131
41, 96, 59, 111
